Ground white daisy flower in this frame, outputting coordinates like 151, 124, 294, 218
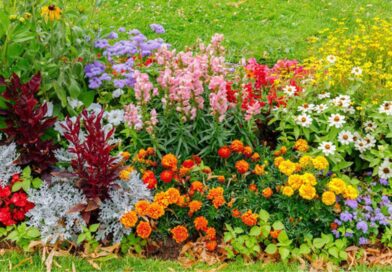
295, 113, 313, 127
106, 109, 124, 126
351, 66, 363, 76
298, 103, 315, 113
87, 103, 102, 115
379, 101, 392, 116
283, 85, 297, 97
318, 92, 331, 99
363, 121, 377, 132
67, 97, 83, 109
363, 134, 376, 148
343, 106, 355, 114
112, 88, 124, 98
352, 132, 362, 143
332, 95, 351, 108
338, 131, 353, 145
318, 141, 336, 155
354, 139, 368, 153
328, 113, 346, 128
315, 104, 328, 113
326, 55, 337, 64
378, 159, 392, 180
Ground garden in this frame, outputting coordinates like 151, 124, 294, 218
0, 0, 391, 271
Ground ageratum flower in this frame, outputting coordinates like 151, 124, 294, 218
150, 23, 165, 34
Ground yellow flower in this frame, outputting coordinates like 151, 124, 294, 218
274, 156, 284, 167
254, 164, 266, 176
322, 191, 336, 206
41, 5, 62, 21
299, 184, 316, 200
343, 185, 358, 200
302, 173, 317, 186
328, 178, 346, 195
120, 210, 138, 228
119, 170, 131, 181
299, 156, 313, 168
312, 156, 329, 170
282, 186, 294, 197
288, 174, 303, 190
278, 160, 297, 176
294, 139, 309, 152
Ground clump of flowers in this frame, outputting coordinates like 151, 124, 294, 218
0, 74, 57, 173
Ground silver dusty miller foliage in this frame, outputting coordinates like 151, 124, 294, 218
0, 141, 21, 187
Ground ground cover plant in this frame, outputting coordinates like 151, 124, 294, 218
0, 0, 391, 271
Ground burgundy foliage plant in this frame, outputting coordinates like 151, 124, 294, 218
0, 73, 57, 173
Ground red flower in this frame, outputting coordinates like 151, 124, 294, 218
142, 170, 157, 189
182, 159, 195, 169
0, 207, 15, 226
10, 192, 28, 207
11, 174, 20, 184
160, 170, 174, 183
12, 209, 26, 221
0, 186, 11, 198
191, 155, 202, 165
218, 146, 231, 159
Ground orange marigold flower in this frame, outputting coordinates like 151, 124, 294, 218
161, 153, 178, 170
177, 195, 188, 207
136, 221, 152, 239
235, 160, 249, 174
270, 230, 281, 239
190, 181, 204, 194
120, 210, 138, 228
250, 152, 260, 162
188, 200, 202, 215
232, 209, 241, 218
280, 146, 287, 155
230, 140, 244, 152
194, 216, 208, 231
207, 187, 224, 200
217, 175, 225, 183
254, 164, 265, 176
202, 166, 212, 174
154, 191, 170, 208
243, 146, 253, 157
171, 225, 189, 243
262, 187, 273, 198
241, 210, 258, 226
249, 184, 258, 192
160, 170, 174, 183
135, 200, 150, 216
274, 156, 284, 167
206, 227, 216, 240
146, 147, 155, 156
121, 151, 131, 161
166, 188, 180, 204
294, 139, 309, 152
273, 150, 281, 157
179, 166, 190, 177
119, 170, 131, 181
212, 196, 225, 208
138, 149, 147, 159
206, 240, 217, 251
146, 202, 165, 219
218, 146, 231, 159
142, 170, 157, 189
227, 197, 235, 208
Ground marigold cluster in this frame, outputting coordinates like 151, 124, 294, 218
241, 210, 258, 226
171, 225, 189, 243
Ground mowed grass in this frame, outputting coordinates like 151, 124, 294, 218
1, 251, 392, 272
68, 0, 392, 62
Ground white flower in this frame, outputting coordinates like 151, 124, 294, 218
298, 103, 315, 113
352, 132, 362, 142
326, 55, 336, 64
354, 139, 368, 153
112, 88, 124, 98
106, 109, 124, 126
363, 134, 376, 149
315, 104, 328, 113
87, 103, 102, 115
332, 95, 351, 108
379, 101, 392, 116
67, 97, 83, 109
351, 66, 363, 76
363, 121, 377, 132
318, 141, 336, 155
283, 85, 297, 97
318, 92, 331, 99
378, 159, 392, 180
328, 113, 346, 128
295, 113, 313, 127
44, 101, 54, 117
338, 131, 353, 145
343, 106, 355, 114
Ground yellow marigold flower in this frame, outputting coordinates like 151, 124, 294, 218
274, 156, 284, 167
299, 184, 316, 200
282, 186, 294, 197
254, 164, 266, 176
288, 174, 303, 190
294, 139, 309, 152
120, 210, 138, 228
278, 160, 297, 176
166, 188, 180, 204
302, 173, 317, 186
250, 152, 260, 162
312, 156, 329, 170
41, 5, 61, 21
161, 153, 178, 170
119, 170, 131, 181
322, 191, 336, 206
299, 156, 313, 168
328, 178, 346, 195
146, 202, 165, 219
294, 163, 302, 172
154, 191, 170, 208
135, 200, 150, 216
343, 185, 358, 200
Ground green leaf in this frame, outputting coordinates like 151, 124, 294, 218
32, 178, 43, 189
278, 230, 289, 243
265, 244, 277, 254
279, 247, 290, 260
272, 221, 285, 230
234, 227, 244, 234
261, 225, 271, 237
259, 209, 270, 222
299, 244, 311, 255
224, 232, 233, 242
328, 247, 339, 259
89, 224, 100, 232
313, 238, 326, 249
339, 251, 348, 260
11, 182, 23, 192
249, 226, 261, 237
22, 166, 31, 177
26, 227, 40, 238
77, 233, 86, 244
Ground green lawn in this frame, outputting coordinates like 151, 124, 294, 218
70, 0, 392, 62
1, 251, 391, 272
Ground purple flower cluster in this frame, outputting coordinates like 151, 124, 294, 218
84, 27, 169, 90
333, 188, 392, 245
150, 23, 165, 34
